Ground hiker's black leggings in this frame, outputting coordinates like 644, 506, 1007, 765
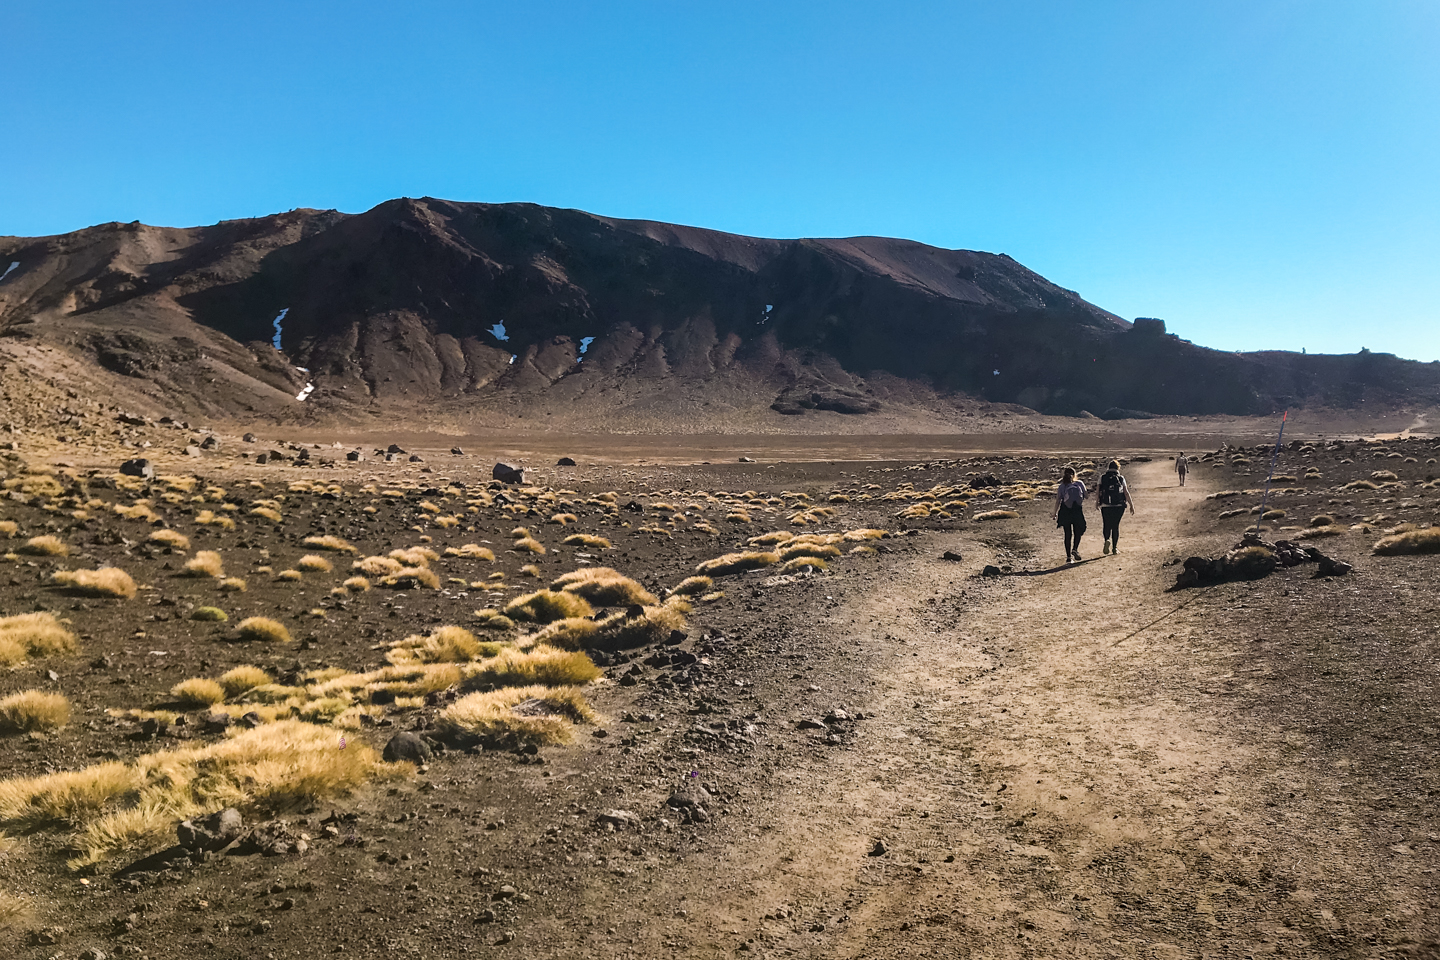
1101, 506, 1125, 546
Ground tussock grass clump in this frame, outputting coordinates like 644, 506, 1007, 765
526, 617, 599, 650
250, 506, 283, 523
343, 576, 371, 592
0, 891, 33, 931
505, 590, 594, 623
19, 535, 67, 556
1373, 527, 1440, 556
148, 529, 190, 550
219, 666, 272, 698
52, 567, 137, 599
779, 556, 828, 573
842, 528, 887, 541
387, 626, 484, 666
388, 546, 439, 566
191, 606, 228, 621
520, 564, 541, 578
183, 550, 225, 578
551, 567, 657, 607
669, 575, 714, 597
196, 510, 237, 531
444, 544, 496, 561
592, 597, 690, 648
547, 513, 579, 525
1298, 525, 1343, 539
276, 569, 303, 582
235, 617, 292, 644
170, 678, 226, 708
296, 555, 333, 573
1310, 515, 1335, 527
0, 520, 17, 538
354, 555, 404, 576
439, 685, 595, 747
1260, 509, 1286, 521
696, 551, 779, 576
474, 610, 517, 631
1371, 470, 1400, 482
562, 533, 612, 549
380, 567, 441, 590
974, 510, 1020, 521
219, 577, 247, 592
302, 535, 356, 553
779, 542, 842, 561
0, 690, 71, 734
1343, 479, 1379, 491
464, 645, 600, 688
0, 612, 78, 666
511, 536, 546, 555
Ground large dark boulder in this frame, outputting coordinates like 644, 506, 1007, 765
492, 462, 525, 484
119, 458, 154, 479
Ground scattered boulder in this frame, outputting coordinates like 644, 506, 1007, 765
387, 443, 406, 454
177, 808, 244, 851
200, 435, 219, 451
556, 457, 576, 466
242, 432, 256, 443
492, 462, 525, 484
346, 449, 364, 462
738, 456, 756, 463
183, 445, 201, 457
941, 551, 964, 562
451, 447, 465, 456
1172, 533, 1350, 588
597, 809, 641, 830
408, 454, 424, 463
382, 731, 433, 764
119, 458, 154, 479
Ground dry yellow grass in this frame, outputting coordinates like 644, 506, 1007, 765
974, 510, 1020, 521
562, 533, 612, 549
343, 576, 372, 592
779, 556, 829, 573
1373, 527, 1440, 556
593, 597, 690, 648
276, 569, 303, 582
19, 534, 67, 556
439, 685, 595, 747
0, 890, 32, 931
380, 566, 441, 589
511, 536, 546, 555
218, 666, 274, 698
250, 506, 283, 523
0, 612, 78, 666
302, 535, 356, 553
183, 550, 225, 578
464, 645, 599, 688
354, 555, 404, 576
235, 617, 292, 643
52, 567, 137, 599
505, 590, 594, 623
669, 575, 714, 597
520, 564, 542, 578
0, 690, 71, 734
171, 678, 226, 708
1310, 514, 1336, 527
196, 510, 237, 531
779, 542, 842, 561
296, 554, 333, 573
219, 577, 247, 592
444, 544, 496, 561
386, 625, 485, 666
191, 606, 228, 621
551, 567, 657, 606
696, 551, 780, 576
843, 528, 887, 541
526, 617, 599, 650
547, 513, 579, 525
474, 610, 518, 631
0, 521, 17, 538
148, 529, 190, 550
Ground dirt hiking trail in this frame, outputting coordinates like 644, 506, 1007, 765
615, 461, 1437, 958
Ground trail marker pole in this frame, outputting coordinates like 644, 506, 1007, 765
1254, 411, 1289, 531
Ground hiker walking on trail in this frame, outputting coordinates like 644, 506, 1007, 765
1176, 453, 1189, 486
1052, 466, 1089, 563
1097, 459, 1136, 555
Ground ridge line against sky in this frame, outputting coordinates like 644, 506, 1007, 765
3, 1, 1438, 362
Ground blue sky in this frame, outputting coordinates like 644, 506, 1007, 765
4, 1, 1438, 361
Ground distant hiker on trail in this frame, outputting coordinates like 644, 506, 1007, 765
1052, 466, 1089, 563
1176, 453, 1189, 486
1097, 459, 1136, 555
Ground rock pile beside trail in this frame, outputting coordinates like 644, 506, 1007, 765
1171, 532, 1351, 589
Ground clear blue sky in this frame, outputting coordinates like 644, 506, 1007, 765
5, 1, 1438, 361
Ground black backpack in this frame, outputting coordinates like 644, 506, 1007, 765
1098, 471, 1125, 506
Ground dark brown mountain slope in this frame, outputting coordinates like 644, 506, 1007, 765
1, 197, 1437, 429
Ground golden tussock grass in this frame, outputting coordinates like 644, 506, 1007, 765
19, 534, 67, 556
0, 520, 17, 538
148, 529, 190, 550
669, 575, 713, 597
974, 510, 1020, 521
218, 666, 272, 697
386, 625, 484, 666
547, 513, 579, 525
52, 567, 137, 599
779, 542, 841, 561
842, 528, 887, 541
296, 554, 333, 573
474, 610, 517, 631
464, 645, 599, 688
1371, 470, 1400, 481
434, 516, 460, 529
302, 535, 356, 553
444, 544, 495, 561
276, 569, 303, 582
235, 617, 292, 643
779, 556, 828, 574
525, 617, 599, 650
0, 690, 71, 734
380, 567, 441, 590
505, 589, 594, 623
748, 531, 794, 545
1343, 480, 1379, 491
1373, 527, 1440, 556
520, 564, 541, 578
183, 550, 225, 578
354, 555, 403, 576
388, 546, 439, 566
343, 576, 371, 592
700, 591, 725, 603
191, 606, 228, 621
593, 597, 690, 648
0, 890, 33, 931
562, 533, 612, 549
249, 506, 283, 523
439, 685, 595, 747
696, 551, 779, 576
0, 612, 78, 666
1260, 509, 1286, 521
219, 577, 247, 592
551, 567, 657, 607
511, 536, 546, 555
725, 511, 752, 523
196, 510, 237, 531
1310, 515, 1335, 527
171, 678, 226, 708
1297, 526, 1343, 539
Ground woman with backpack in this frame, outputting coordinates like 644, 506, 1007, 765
1097, 459, 1136, 554
1051, 466, 1089, 563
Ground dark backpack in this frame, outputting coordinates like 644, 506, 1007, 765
1098, 471, 1124, 506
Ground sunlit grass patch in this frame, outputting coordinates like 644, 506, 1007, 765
343, 576, 371, 592
0, 690, 71, 734
302, 535, 356, 553
525, 617, 599, 650
474, 610, 517, 631
235, 617, 292, 644
842, 528, 887, 541
219, 577, 247, 592
439, 685, 595, 747
19, 535, 67, 556
276, 569, 303, 582
250, 506, 283, 523
354, 555, 404, 576
505, 590, 594, 623
195, 510, 236, 531
0, 612, 78, 666
779, 556, 828, 573
444, 544, 495, 561
171, 678, 226, 708
551, 567, 656, 607
386, 625, 486, 666
296, 555, 333, 573
669, 575, 713, 597
0, 521, 16, 538
388, 546, 439, 566
219, 666, 272, 698
148, 529, 190, 551
380, 567, 440, 590
52, 567, 137, 599
779, 542, 841, 561
592, 597, 690, 648
748, 531, 793, 546
696, 551, 779, 576
464, 645, 599, 688
511, 536, 546, 555
562, 533, 611, 549
183, 550, 225, 578
974, 510, 1020, 521
1373, 527, 1440, 556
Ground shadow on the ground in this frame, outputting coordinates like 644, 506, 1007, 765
1008, 556, 1105, 576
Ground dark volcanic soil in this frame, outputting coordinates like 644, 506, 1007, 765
1, 429, 1439, 958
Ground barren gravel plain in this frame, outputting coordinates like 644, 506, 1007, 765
1, 412, 1438, 960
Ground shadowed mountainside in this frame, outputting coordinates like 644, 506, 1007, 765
2, 197, 1437, 428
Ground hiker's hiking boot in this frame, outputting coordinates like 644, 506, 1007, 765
1072, 550, 1082, 562
1103, 540, 1111, 555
